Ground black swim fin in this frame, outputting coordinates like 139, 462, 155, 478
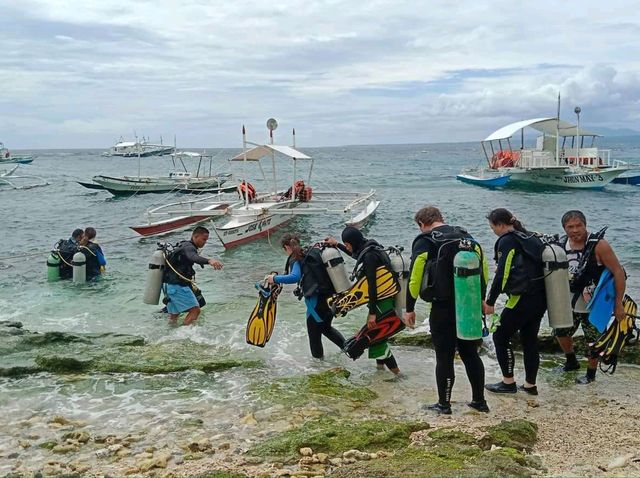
246, 280, 283, 348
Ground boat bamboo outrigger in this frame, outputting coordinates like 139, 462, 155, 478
130, 119, 380, 248
0, 165, 48, 190
469, 98, 633, 189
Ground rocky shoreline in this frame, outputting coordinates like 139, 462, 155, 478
2, 320, 640, 477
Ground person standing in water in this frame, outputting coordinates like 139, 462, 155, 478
553, 210, 626, 384
267, 233, 346, 359
483, 208, 546, 396
326, 227, 403, 378
162, 226, 223, 325
404, 206, 489, 414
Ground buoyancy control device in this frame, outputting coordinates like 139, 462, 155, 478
388, 246, 410, 317
453, 248, 483, 340
542, 241, 574, 329
144, 247, 167, 305
320, 246, 352, 294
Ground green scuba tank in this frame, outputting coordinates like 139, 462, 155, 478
453, 250, 483, 340
47, 252, 61, 282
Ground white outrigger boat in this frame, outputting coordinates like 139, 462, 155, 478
0, 142, 34, 164
130, 120, 380, 248
102, 136, 175, 157
0, 165, 48, 190
476, 112, 632, 189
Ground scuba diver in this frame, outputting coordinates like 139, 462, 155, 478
483, 208, 547, 396
326, 227, 403, 379
78, 227, 106, 281
54, 228, 84, 279
553, 210, 627, 384
162, 226, 223, 325
403, 206, 489, 415
264, 233, 346, 358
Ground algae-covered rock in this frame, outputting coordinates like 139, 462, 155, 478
479, 419, 538, 452
255, 367, 377, 406
389, 332, 433, 347
35, 355, 93, 373
249, 416, 428, 458
427, 429, 477, 446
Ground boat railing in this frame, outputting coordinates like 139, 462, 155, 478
561, 148, 611, 167
518, 150, 555, 168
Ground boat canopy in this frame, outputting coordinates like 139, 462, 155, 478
483, 118, 600, 142
230, 144, 311, 161
115, 141, 138, 147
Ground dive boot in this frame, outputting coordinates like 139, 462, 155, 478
423, 402, 452, 415
467, 400, 490, 413
485, 381, 517, 394
575, 375, 595, 385
518, 384, 539, 396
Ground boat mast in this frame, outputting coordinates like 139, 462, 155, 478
292, 128, 297, 200
269, 123, 277, 195
575, 106, 581, 165
242, 125, 249, 208
555, 92, 561, 166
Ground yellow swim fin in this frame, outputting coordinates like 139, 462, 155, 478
327, 266, 399, 317
246, 282, 283, 347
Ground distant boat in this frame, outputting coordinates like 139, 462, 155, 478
79, 151, 231, 196
102, 136, 175, 157
457, 169, 511, 188
0, 142, 34, 164
612, 171, 640, 185
461, 109, 632, 189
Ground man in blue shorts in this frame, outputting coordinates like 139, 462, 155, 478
162, 226, 223, 325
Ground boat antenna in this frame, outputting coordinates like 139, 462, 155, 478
556, 91, 561, 165
292, 128, 296, 148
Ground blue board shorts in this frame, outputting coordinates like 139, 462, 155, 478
164, 283, 199, 314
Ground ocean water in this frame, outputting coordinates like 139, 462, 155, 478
1, 138, 639, 469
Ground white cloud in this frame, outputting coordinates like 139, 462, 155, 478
0, 0, 639, 147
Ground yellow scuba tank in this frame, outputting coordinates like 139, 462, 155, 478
453, 250, 483, 340
47, 252, 61, 282
144, 248, 167, 305
542, 243, 574, 329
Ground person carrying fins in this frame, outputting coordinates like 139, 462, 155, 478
553, 210, 628, 383
483, 208, 546, 396
262, 233, 346, 358
404, 206, 489, 414
326, 227, 403, 379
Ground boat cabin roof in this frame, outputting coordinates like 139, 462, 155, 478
484, 117, 600, 142
230, 144, 311, 161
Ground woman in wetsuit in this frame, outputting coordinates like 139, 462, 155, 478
267, 233, 345, 359
482, 208, 547, 396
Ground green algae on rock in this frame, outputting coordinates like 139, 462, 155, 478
254, 367, 377, 406
249, 416, 428, 458
478, 419, 538, 452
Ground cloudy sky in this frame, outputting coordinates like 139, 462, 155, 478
1, 0, 639, 148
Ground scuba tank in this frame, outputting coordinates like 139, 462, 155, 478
542, 243, 574, 329
47, 251, 61, 282
143, 247, 167, 305
320, 246, 352, 294
72, 251, 86, 284
453, 250, 483, 340
388, 246, 409, 317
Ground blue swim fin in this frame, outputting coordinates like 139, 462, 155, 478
587, 269, 615, 333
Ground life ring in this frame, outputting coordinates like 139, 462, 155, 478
238, 181, 256, 202
490, 150, 520, 169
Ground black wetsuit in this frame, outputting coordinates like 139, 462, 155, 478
486, 231, 547, 384
406, 225, 486, 406
80, 242, 104, 280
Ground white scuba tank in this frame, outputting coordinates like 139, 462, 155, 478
542, 243, 574, 329
389, 247, 410, 317
321, 247, 352, 294
143, 249, 166, 305
72, 251, 86, 284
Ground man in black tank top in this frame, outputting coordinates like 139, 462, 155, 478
554, 210, 626, 384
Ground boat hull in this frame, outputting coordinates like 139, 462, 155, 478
456, 174, 510, 187
91, 175, 226, 195
612, 174, 640, 185
130, 204, 229, 236
503, 168, 623, 189
215, 206, 295, 249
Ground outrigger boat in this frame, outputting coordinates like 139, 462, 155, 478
456, 168, 511, 188
79, 150, 232, 196
0, 165, 48, 190
102, 136, 175, 157
130, 120, 380, 248
0, 142, 34, 164
464, 100, 632, 189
